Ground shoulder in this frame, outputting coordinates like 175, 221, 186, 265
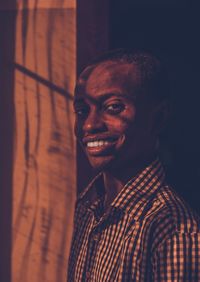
150, 184, 200, 251
157, 185, 200, 232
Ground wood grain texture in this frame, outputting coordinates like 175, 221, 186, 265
0, 0, 75, 10
12, 6, 76, 282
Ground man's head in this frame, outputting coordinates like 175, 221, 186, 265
74, 49, 170, 171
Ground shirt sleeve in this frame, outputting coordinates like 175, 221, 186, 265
152, 232, 200, 281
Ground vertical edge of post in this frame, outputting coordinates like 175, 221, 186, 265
0, 7, 16, 282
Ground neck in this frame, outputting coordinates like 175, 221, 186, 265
102, 153, 157, 209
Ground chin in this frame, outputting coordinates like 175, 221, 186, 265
88, 155, 115, 172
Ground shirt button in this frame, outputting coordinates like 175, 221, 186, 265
86, 271, 90, 280
85, 200, 90, 207
93, 234, 99, 241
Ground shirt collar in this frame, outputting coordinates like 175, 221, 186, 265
110, 158, 165, 220
78, 158, 165, 221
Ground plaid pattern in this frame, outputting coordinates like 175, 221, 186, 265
68, 159, 200, 281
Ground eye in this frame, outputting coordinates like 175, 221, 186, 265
104, 103, 125, 115
74, 106, 89, 116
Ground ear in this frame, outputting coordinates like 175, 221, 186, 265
151, 100, 171, 135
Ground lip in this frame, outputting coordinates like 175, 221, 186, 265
82, 135, 118, 145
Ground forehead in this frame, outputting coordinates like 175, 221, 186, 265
75, 61, 142, 98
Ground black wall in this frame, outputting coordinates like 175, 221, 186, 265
109, 4, 200, 213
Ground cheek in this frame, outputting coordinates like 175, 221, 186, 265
105, 109, 136, 133
74, 119, 80, 138
74, 116, 86, 135
105, 118, 128, 135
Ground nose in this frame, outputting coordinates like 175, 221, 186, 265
83, 109, 106, 134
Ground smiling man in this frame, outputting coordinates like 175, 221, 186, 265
68, 50, 200, 281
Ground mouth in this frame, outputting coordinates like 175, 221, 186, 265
82, 136, 124, 156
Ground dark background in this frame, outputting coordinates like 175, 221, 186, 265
109, 3, 200, 213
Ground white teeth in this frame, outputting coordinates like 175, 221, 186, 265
87, 140, 111, 148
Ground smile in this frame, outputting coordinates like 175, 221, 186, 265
83, 137, 119, 156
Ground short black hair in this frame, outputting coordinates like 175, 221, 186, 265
86, 48, 171, 103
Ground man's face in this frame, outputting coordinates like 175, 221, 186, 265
74, 61, 156, 171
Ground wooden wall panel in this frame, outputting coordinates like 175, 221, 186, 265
12, 4, 76, 282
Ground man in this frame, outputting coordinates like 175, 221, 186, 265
68, 49, 200, 281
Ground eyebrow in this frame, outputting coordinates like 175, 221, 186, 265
74, 92, 134, 105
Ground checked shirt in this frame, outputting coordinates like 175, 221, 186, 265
68, 159, 200, 281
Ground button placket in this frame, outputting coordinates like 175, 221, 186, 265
84, 229, 101, 281
93, 233, 100, 242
